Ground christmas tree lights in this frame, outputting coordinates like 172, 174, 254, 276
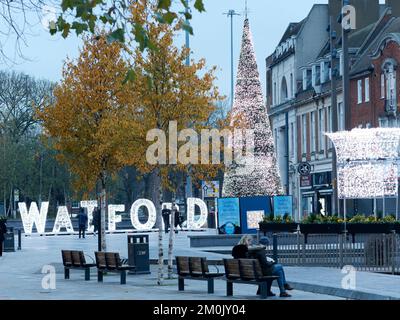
222, 19, 283, 198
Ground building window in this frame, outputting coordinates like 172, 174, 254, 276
290, 73, 294, 98
340, 52, 344, 76
302, 114, 307, 155
311, 112, 316, 153
302, 70, 307, 91
327, 106, 333, 149
385, 65, 397, 112
338, 102, 345, 131
273, 82, 277, 105
290, 122, 294, 158
357, 79, 363, 104
381, 73, 385, 99
319, 109, 325, 152
365, 78, 370, 102
281, 77, 288, 102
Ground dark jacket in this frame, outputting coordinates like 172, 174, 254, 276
78, 210, 88, 227
232, 244, 248, 259
92, 209, 100, 229
249, 248, 274, 276
232, 244, 274, 276
161, 208, 171, 217
0, 220, 7, 242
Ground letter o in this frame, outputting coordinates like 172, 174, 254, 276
130, 199, 157, 230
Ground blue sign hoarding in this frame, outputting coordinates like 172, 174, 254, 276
239, 196, 271, 234
217, 198, 241, 234
273, 196, 293, 218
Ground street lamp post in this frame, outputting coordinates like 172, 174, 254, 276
224, 9, 240, 108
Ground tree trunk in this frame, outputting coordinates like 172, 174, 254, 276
100, 186, 107, 252
152, 169, 164, 286
168, 204, 175, 279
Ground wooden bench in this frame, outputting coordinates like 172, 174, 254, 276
176, 256, 224, 294
61, 250, 96, 281
223, 259, 279, 299
95, 251, 136, 285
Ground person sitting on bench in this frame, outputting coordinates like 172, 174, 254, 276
232, 235, 293, 298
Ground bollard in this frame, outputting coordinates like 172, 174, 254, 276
18, 228, 21, 250
272, 233, 278, 263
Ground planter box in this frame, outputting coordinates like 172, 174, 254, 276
300, 223, 344, 235
346, 223, 393, 235
258, 222, 298, 234
391, 224, 400, 233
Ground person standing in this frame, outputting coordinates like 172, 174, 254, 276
92, 207, 100, 236
174, 206, 182, 234
78, 207, 88, 239
0, 217, 7, 257
161, 205, 171, 234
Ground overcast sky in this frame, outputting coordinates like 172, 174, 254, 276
4, 0, 386, 99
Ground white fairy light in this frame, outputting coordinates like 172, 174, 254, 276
186, 197, 208, 229
222, 19, 283, 198
326, 128, 400, 199
108, 204, 124, 232
130, 199, 157, 230
80, 200, 98, 232
18, 202, 49, 234
52, 206, 74, 233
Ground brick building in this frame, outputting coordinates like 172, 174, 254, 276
267, 0, 400, 220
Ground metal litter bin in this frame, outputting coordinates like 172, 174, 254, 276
128, 234, 150, 274
3, 227, 15, 252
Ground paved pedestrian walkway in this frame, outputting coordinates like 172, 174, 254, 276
0, 230, 398, 300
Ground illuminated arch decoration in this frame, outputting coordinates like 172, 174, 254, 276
52, 206, 74, 233
326, 128, 400, 199
18, 202, 49, 234
108, 204, 124, 232
130, 199, 157, 230
187, 198, 208, 229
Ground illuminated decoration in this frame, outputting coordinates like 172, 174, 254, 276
19, 202, 49, 234
246, 210, 264, 229
130, 199, 157, 230
222, 19, 283, 198
326, 128, 400, 199
52, 206, 74, 233
80, 200, 98, 232
108, 205, 124, 232
187, 198, 208, 229
19, 198, 208, 234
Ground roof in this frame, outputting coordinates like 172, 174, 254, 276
278, 20, 305, 46
350, 17, 400, 76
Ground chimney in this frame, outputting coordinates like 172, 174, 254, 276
386, 0, 400, 17
352, 0, 379, 30
329, 0, 379, 34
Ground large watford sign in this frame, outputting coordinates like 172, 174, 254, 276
18, 198, 208, 235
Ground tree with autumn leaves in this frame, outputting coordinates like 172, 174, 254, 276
38, 0, 223, 284
37, 36, 137, 251
126, 0, 222, 284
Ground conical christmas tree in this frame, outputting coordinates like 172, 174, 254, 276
222, 19, 283, 198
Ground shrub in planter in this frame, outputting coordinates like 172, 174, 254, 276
299, 214, 344, 234
258, 214, 298, 234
